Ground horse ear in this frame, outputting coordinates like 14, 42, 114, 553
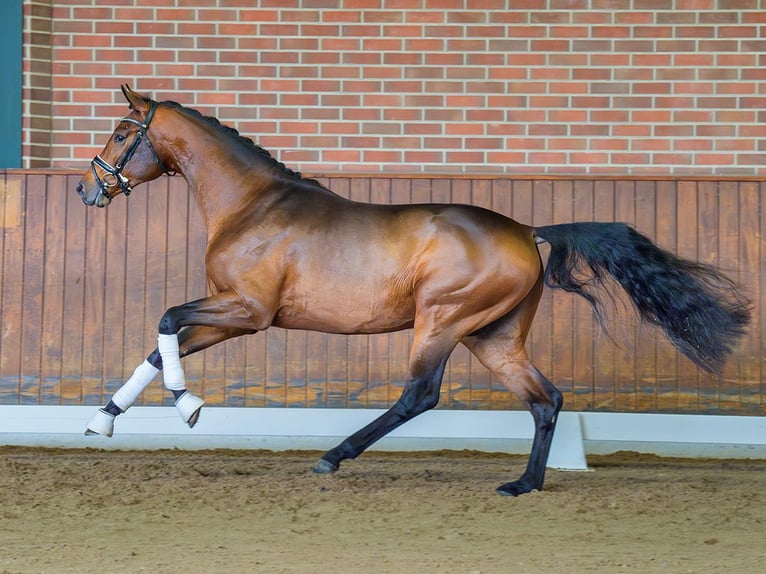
121, 84, 150, 113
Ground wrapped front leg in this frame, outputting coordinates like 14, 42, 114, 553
85, 359, 160, 436
158, 333, 205, 428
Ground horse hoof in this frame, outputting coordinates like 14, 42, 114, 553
84, 408, 115, 437
313, 459, 338, 474
175, 391, 204, 428
496, 481, 537, 497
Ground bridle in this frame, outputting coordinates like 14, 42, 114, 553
90, 100, 174, 203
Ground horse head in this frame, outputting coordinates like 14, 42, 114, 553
77, 85, 174, 207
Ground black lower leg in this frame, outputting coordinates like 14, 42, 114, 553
103, 401, 123, 416
497, 387, 563, 496
315, 367, 444, 472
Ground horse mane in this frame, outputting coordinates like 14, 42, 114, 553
160, 100, 325, 189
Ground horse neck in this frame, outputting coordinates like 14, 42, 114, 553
156, 111, 276, 237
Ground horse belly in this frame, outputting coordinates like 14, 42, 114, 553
273, 282, 415, 334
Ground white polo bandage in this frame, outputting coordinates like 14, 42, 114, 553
111, 359, 160, 411
158, 333, 186, 391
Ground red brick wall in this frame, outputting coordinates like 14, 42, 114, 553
23, 0, 766, 175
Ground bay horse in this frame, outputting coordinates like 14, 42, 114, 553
77, 86, 750, 496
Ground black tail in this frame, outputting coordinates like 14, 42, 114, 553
534, 222, 751, 374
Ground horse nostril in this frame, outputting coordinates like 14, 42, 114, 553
77, 183, 84, 194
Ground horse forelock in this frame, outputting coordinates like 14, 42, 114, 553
159, 100, 324, 189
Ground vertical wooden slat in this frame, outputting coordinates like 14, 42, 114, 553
759, 182, 766, 414
551, 179, 574, 405
60, 174, 87, 404
738, 181, 761, 413
19, 175, 46, 403
285, 330, 308, 407
100, 185, 129, 403
122, 177, 151, 403
613, 180, 637, 412
40, 175, 67, 404
676, 180, 701, 410
0, 172, 25, 402
698, 180, 723, 412
244, 331, 268, 407
592, 179, 616, 410
634, 180, 658, 412
654, 179, 679, 412
529, 180, 553, 387
571, 179, 595, 411
716, 181, 741, 413
142, 179, 172, 405
80, 175, 108, 405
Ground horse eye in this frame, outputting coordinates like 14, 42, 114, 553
114, 134, 126, 143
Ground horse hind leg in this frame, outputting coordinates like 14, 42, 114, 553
463, 332, 563, 496
315, 318, 458, 473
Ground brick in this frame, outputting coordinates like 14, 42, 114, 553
445, 123, 484, 135
423, 53, 463, 67
281, 9, 320, 22
423, 109, 460, 124
424, 137, 462, 149
366, 150, 403, 163
530, 68, 570, 80
486, 151, 526, 164
386, 109, 421, 121
528, 152, 567, 164
674, 110, 715, 122
404, 151, 443, 163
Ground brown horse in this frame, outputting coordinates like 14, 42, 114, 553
77, 86, 750, 496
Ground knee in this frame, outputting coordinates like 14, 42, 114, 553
158, 306, 183, 335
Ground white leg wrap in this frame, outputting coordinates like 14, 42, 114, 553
157, 333, 186, 391
111, 360, 160, 411
84, 409, 115, 437
175, 391, 205, 428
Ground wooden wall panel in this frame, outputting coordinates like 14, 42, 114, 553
0, 171, 763, 416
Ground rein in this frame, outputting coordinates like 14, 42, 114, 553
90, 100, 174, 202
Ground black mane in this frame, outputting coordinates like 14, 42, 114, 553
161, 100, 322, 187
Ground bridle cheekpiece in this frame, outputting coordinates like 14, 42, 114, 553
90, 100, 173, 203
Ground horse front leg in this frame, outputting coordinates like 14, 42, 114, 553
85, 294, 256, 436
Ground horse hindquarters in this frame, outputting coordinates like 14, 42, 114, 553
534, 222, 751, 374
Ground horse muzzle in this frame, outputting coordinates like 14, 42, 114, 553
77, 180, 113, 208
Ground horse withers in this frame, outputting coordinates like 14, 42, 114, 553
76, 86, 750, 496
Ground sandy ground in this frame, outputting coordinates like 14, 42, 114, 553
0, 447, 764, 573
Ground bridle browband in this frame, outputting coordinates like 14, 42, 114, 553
90, 100, 174, 202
